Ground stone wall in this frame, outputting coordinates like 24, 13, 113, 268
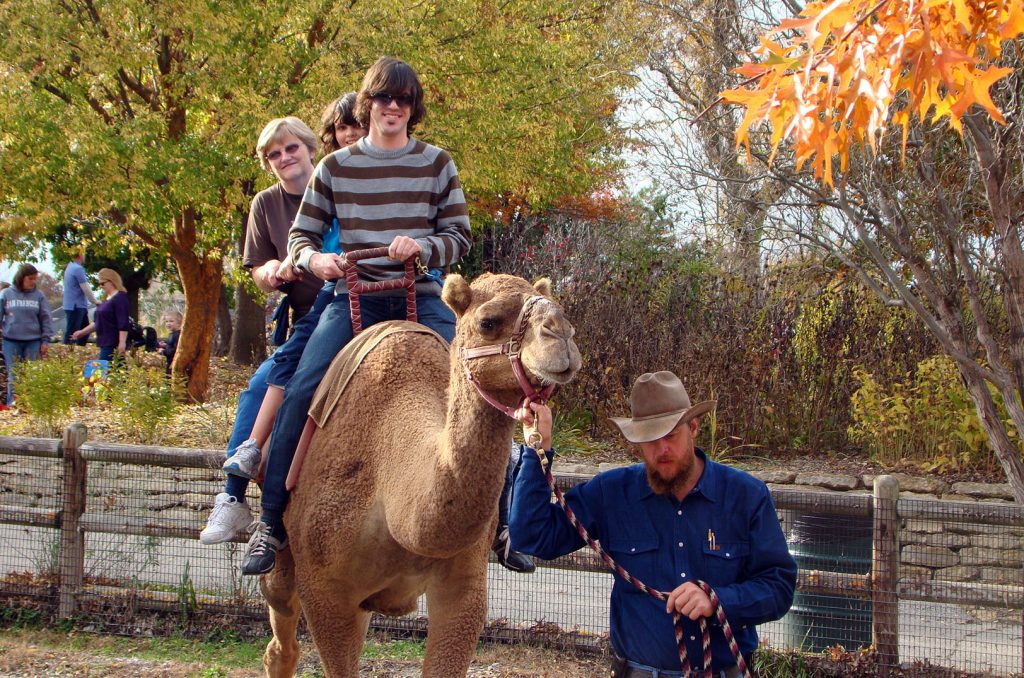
561, 463, 1023, 591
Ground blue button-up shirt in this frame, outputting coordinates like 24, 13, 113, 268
509, 447, 796, 672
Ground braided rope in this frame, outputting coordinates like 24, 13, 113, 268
530, 444, 751, 678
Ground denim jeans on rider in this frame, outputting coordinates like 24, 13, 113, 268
259, 292, 456, 535
223, 281, 338, 501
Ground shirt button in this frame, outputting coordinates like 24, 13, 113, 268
678, 542, 684, 547
630, 547, 635, 552
690, 635, 696, 641
680, 572, 686, 578
726, 552, 731, 557
677, 510, 683, 516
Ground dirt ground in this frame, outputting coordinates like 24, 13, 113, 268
0, 634, 608, 678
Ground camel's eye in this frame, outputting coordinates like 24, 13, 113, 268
479, 318, 497, 333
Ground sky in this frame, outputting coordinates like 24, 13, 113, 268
0, 248, 57, 284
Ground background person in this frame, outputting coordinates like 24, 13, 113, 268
160, 310, 182, 374
62, 250, 97, 345
0, 264, 54, 405
510, 371, 796, 678
71, 268, 129, 363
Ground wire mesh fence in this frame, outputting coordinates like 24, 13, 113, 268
0, 428, 1020, 676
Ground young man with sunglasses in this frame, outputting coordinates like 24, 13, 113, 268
240, 56, 475, 575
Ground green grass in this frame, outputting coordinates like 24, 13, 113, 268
0, 621, 431, 676
360, 637, 426, 659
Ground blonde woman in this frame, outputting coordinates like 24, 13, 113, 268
72, 268, 129, 362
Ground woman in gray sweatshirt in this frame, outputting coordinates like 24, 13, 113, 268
0, 263, 54, 405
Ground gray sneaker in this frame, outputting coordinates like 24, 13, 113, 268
222, 438, 261, 480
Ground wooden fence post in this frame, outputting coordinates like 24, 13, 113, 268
873, 475, 900, 672
58, 423, 87, 619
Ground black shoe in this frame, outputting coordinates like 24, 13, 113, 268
492, 526, 535, 574
240, 521, 286, 576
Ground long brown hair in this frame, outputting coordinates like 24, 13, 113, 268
13, 264, 38, 292
355, 57, 427, 133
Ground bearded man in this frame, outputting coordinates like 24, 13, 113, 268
508, 371, 796, 678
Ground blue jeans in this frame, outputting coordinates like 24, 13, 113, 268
266, 281, 335, 388
3, 338, 41, 405
260, 293, 456, 517
223, 282, 336, 500
63, 308, 89, 345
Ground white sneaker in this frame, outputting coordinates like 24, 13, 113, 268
199, 492, 252, 545
222, 438, 261, 480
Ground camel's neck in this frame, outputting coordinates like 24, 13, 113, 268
391, 350, 521, 556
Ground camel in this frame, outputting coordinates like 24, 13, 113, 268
259, 272, 581, 677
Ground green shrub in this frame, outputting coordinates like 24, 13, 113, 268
104, 364, 180, 443
11, 355, 81, 436
849, 356, 1013, 470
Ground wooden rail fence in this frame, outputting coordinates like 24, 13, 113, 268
0, 424, 1021, 671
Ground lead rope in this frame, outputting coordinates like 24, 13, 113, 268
527, 435, 752, 678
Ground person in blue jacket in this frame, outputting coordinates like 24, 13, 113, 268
509, 371, 796, 678
0, 264, 54, 404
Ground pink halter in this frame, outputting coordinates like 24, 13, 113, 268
458, 295, 556, 418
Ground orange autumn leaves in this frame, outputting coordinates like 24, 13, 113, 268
719, 0, 1024, 185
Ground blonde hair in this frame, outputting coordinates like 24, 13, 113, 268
162, 309, 183, 323
256, 117, 317, 172
97, 268, 126, 294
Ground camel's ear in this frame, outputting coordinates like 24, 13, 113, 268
442, 274, 473, 317
532, 277, 553, 298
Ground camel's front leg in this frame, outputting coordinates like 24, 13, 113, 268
298, 581, 370, 678
422, 551, 489, 678
260, 546, 301, 678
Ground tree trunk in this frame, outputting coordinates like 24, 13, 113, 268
229, 218, 267, 366
213, 284, 232, 357
231, 283, 266, 366
168, 209, 222, 402
960, 372, 1024, 503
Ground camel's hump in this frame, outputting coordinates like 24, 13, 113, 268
308, 320, 450, 428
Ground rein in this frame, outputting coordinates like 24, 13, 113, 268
459, 295, 556, 417
527, 433, 752, 678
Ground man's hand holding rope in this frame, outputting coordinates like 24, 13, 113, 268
666, 581, 714, 620
514, 401, 552, 451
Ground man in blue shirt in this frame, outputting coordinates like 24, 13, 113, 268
62, 250, 97, 345
509, 371, 796, 678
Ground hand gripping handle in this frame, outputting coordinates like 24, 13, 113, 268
342, 247, 418, 334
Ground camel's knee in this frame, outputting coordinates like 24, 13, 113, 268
263, 636, 300, 678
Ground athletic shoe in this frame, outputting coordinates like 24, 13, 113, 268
222, 438, 261, 480
492, 525, 536, 573
240, 520, 287, 576
199, 493, 252, 545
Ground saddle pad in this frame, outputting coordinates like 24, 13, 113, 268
307, 320, 449, 428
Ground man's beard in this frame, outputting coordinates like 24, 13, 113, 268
645, 456, 695, 497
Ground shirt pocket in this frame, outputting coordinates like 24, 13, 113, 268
606, 531, 660, 584
701, 541, 750, 585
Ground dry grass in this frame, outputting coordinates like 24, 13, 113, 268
0, 345, 253, 449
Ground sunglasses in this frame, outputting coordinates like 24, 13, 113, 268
265, 142, 303, 163
371, 92, 414, 108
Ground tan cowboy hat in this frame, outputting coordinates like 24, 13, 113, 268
609, 371, 716, 443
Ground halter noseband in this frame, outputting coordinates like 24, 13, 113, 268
458, 295, 557, 418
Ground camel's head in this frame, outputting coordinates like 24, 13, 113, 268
443, 272, 581, 399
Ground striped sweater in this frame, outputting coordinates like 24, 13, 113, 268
289, 136, 472, 296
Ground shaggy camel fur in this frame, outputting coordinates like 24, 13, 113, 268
259, 272, 581, 677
